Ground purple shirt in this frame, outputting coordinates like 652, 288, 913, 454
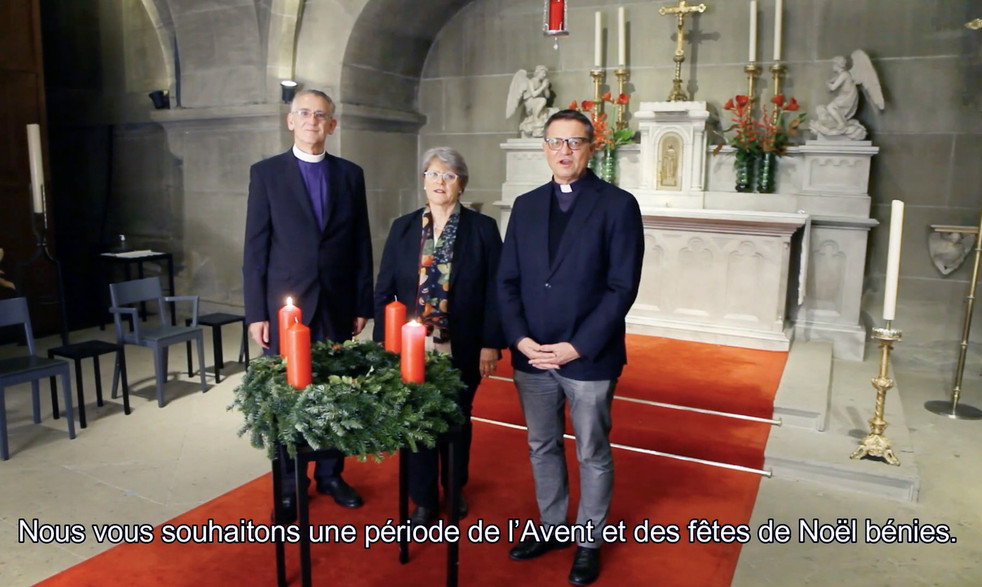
296, 158, 328, 227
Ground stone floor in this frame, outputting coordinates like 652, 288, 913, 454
1, 314, 981, 586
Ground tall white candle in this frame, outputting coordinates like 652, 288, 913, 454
882, 200, 905, 321
748, 1, 758, 62
772, 0, 783, 61
618, 6, 626, 66
26, 124, 44, 214
594, 11, 603, 68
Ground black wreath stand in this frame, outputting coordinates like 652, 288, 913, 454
271, 427, 462, 587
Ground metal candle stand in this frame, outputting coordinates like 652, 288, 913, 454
850, 325, 903, 465
925, 210, 982, 420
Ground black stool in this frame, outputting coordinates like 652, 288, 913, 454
185, 313, 248, 383
48, 340, 130, 428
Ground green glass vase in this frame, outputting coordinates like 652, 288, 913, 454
756, 151, 778, 193
734, 149, 754, 192
601, 148, 616, 184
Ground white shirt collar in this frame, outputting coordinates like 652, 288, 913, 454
293, 145, 326, 163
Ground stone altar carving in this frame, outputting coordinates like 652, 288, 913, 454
505, 65, 558, 138
928, 225, 976, 275
811, 50, 885, 141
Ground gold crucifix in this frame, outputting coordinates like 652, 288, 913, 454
659, 0, 708, 101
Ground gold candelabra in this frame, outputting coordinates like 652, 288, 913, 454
925, 210, 982, 420
770, 62, 786, 97
614, 67, 629, 129
769, 62, 787, 123
850, 325, 903, 465
744, 62, 760, 103
590, 68, 606, 116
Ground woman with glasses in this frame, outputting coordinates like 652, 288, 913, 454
373, 146, 504, 525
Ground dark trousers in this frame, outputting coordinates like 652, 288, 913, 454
409, 381, 477, 509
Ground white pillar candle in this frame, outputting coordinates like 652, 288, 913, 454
26, 123, 44, 214
882, 200, 905, 321
748, 1, 758, 62
772, 0, 783, 61
617, 6, 626, 66
594, 11, 603, 68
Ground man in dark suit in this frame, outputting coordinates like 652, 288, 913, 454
243, 89, 373, 521
497, 110, 644, 586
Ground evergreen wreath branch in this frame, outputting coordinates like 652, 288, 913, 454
229, 340, 466, 461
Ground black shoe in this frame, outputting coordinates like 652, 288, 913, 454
568, 546, 600, 586
508, 535, 572, 561
445, 494, 468, 520
271, 493, 297, 524
410, 505, 439, 526
316, 477, 364, 508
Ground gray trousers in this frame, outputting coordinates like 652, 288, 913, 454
513, 369, 616, 548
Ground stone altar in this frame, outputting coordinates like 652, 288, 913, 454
497, 103, 879, 360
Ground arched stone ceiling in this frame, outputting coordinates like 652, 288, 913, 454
340, 0, 475, 114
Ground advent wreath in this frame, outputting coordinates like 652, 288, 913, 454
230, 340, 465, 460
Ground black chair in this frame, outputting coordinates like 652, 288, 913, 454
185, 312, 249, 383
109, 277, 207, 407
0, 297, 76, 460
48, 338, 130, 428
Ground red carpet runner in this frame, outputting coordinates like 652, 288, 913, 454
40, 335, 787, 586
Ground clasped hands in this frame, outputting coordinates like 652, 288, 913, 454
516, 337, 579, 370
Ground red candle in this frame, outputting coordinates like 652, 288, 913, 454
401, 320, 425, 384
548, 0, 565, 31
286, 320, 312, 389
278, 297, 301, 357
384, 300, 407, 353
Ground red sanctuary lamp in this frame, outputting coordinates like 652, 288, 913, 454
544, 0, 569, 49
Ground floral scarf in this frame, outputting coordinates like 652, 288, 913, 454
416, 203, 460, 344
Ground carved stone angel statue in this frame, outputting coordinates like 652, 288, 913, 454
811, 50, 885, 141
505, 65, 558, 138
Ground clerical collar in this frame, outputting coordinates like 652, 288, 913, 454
552, 173, 588, 193
293, 145, 325, 163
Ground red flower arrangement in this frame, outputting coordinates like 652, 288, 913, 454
720, 94, 757, 153
568, 91, 633, 153
759, 94, 805, 155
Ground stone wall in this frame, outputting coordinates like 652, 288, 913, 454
417, 0, 982, 353
40, 0, 982, 353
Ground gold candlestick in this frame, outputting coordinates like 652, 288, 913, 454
769, 62, 787, 123
770, 62, 786, 98
614, 67, 629, 129
744, 62, 760, 102
590, 68, 606, 115
850, 325, 902, 466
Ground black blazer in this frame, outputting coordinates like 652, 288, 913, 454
243, 149, 373, 352
373, 206, 505, 388
497, 170, 644, 381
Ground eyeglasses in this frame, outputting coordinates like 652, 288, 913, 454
292, 109, 331, 121
423, 171, 459, 183
544, 137, 590, 151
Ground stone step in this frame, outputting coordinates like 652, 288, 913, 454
764, 340, 920, 502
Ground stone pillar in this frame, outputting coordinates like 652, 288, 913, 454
151, 104, 291, 309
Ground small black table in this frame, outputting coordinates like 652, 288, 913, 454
272, 438, 461, 587
99, 251, 176, 326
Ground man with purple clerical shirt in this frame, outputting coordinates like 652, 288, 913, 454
243, 89, 374, 523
